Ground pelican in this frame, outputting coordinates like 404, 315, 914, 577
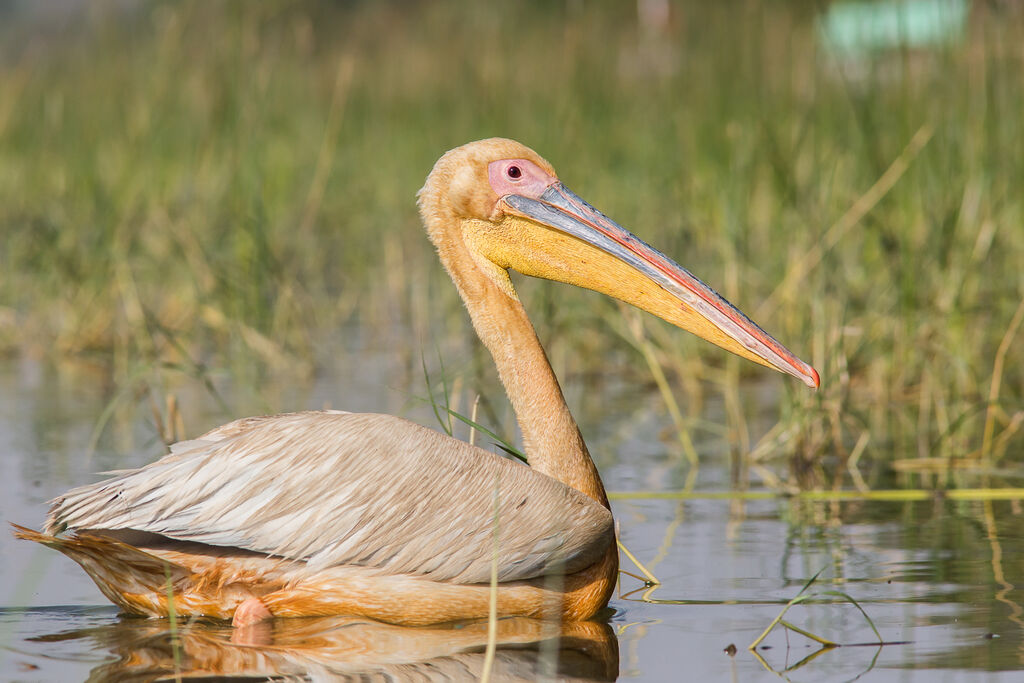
15, 138, 818, 627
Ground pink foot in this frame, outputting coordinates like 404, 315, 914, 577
232, 596, 273, 627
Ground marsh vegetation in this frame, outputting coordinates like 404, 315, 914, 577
2, 3, 1024, 677
3, 1, 1021, 482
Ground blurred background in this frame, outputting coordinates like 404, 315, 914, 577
1, 0, 1020, 481
2, 1, 1024, 679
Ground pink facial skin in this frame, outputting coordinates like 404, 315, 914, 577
487, 159, 558, 200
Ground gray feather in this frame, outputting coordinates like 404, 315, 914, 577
47, 411, 613, 584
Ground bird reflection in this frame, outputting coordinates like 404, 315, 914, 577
32, 614, 618, 681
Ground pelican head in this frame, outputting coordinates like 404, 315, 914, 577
419, 138, 819, 389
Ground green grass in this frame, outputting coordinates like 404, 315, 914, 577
0, 1, 1021, 476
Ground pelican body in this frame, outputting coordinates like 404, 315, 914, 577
15, 139, 818, 627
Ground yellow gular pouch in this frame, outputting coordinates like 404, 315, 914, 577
463, 212, 780, 371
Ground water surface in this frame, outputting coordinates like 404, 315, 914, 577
2, 351, 1022, 681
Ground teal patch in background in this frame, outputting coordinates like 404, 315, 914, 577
819, 0, 969, 56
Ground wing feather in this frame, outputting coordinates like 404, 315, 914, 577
47, 411, 613, 583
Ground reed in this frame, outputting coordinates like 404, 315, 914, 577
0, 1, 1020, 475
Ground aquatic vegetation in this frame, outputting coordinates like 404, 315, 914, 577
0, 1, 1020, 477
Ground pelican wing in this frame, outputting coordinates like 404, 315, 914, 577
47, 411, 613, 583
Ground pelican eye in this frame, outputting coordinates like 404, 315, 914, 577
506, 165, 522, 180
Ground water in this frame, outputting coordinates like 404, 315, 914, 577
2, 351, 1023, 681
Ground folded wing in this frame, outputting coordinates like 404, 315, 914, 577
47, 411, 613, 584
